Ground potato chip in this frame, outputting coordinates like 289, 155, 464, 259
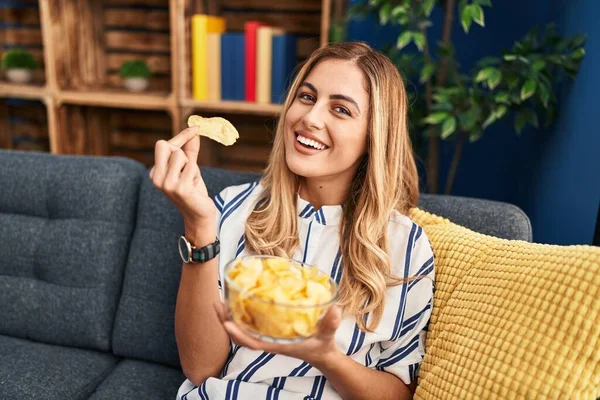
225, 257, 335, 340
187, 115, 239, 146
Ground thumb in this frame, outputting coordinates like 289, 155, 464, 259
317, 305, 342, 337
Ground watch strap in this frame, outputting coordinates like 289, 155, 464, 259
190, 237, 220, 263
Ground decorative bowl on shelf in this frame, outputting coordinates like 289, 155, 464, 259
6, 69, 33, 84
119, 59, 151, 92
224, 255, 338, 343
1, 49, 38, 84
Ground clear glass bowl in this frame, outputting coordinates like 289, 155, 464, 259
223, 255, 338, 343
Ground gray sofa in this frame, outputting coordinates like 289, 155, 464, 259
0, 149, 532, 399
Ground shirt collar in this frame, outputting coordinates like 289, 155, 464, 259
297, 194, 343, 226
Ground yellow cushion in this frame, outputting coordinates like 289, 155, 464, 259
409, 208, 600, 399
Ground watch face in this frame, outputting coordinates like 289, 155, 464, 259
178, 236, 191, 263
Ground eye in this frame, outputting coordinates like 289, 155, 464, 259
333, 106, 351, 116
298, 93, 316, 102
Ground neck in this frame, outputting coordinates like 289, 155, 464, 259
298, 176, 350, 210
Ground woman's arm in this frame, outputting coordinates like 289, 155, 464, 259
309, 349, 416, 400
174, 224, 231, 386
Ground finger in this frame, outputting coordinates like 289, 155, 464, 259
168, 127, 201, 165
163, 149, 188, 191
149, 166, 155, 180
180, 154, 200, 184
223, 321, 283, 353
168, 127, 199, 148
152, 140, 175, 185
213, 302, 230, 323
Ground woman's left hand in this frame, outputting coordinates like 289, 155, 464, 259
215, 303, 342, 365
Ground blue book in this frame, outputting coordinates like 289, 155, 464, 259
232, 34, 246, 101
220, 34, 236, 101
271, 34, 297, 104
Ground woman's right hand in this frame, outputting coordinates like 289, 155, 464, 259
149, 127, 216, 230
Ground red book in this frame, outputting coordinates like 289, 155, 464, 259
244, 21, 268, 102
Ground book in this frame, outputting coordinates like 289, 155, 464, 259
232, 34, 246, 101
271, 34, 298, 104
256, 26, 284, 104
191, 15, 226, 101
220, 33, 235, 101
244, 21, 268, 102
207, 33, 221, 101
221, 33, 245, 101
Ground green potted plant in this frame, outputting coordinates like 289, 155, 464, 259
1, 49, 39, 84
350, 0, 586, 194
119, 59, 151, 92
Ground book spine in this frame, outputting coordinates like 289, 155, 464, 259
191, 15, 208, 100
244, 21, 266, 102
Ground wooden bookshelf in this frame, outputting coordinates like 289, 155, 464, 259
0, 0, 337, 171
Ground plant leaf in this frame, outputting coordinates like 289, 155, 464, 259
488, 68, 502, 89
494, 105, 508, 119
461, 5, 473, 33
475, 67, 493, 82
532, 59, 546, 72
379, 2, 392, 25
515, 110, 527, 134
424, 112, 449, 124
471, 4, 485, 26
520, 79, 537, 101
503, 54, 517, 61
571, 48, 586, 60
441, 116, 457, 139
396, 31, 413, 50
413, 33, 426, 51
482, 113, 496, 129
477, 0, 493, 6
420, 63, 435, 83
423, 0, 436, 16
391, 5, 407, 19
495, 92, 509, 103
538, 82, 550, 107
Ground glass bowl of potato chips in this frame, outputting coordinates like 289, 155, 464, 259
223, 255, 338, 343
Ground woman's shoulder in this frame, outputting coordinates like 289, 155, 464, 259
216, 180, 265, 202
388, 209, 421, 232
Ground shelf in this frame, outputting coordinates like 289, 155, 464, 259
181, 98, 282, 117
57, 90, 172, 111
0, 83, 48, 101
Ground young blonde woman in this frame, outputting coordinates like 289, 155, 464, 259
151, 42, 435, 400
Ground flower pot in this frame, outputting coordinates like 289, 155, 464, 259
6, 68, 33, 84
123, 77, 149, 92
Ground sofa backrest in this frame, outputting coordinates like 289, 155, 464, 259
111, 167, 259, 367
0, 150, 144, 351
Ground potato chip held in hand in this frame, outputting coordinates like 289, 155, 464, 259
223, 256, 338, 342
187, 115, 239, 146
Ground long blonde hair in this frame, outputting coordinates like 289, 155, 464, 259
244, 42, 419, 332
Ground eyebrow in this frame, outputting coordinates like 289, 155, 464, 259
300, 82, 361, 114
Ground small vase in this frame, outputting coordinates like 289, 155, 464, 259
6, 68, 33, 84
123, 77, 149, 92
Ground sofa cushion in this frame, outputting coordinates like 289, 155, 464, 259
0, 150, 145, 351
112, 167, 259, 367
409, 208, 600, 399
419, 194, 532, 241
0, 335, 119, 400
87, 359, 185, 400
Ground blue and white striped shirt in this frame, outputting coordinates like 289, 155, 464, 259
177, 182, 435, 400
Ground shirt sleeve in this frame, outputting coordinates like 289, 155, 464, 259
375, 224, 435, 385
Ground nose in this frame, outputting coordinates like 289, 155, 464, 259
301, 104, 325, 130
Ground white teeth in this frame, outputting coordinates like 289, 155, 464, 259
297, 134, 326, 150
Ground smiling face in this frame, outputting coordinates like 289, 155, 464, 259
284, 59, 370, 185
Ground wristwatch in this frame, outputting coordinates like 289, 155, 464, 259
178, 235, 220, 264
